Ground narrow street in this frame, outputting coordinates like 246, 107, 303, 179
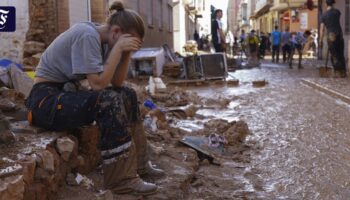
1, 0, 350, 199
188, 61, 350, 199
54, 60, 350, 200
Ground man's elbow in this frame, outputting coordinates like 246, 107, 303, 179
90, 80, 109, 91
90, 85, 105, 91
111, 80, 124, 88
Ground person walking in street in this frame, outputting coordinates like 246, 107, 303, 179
267, 32, 272, 53
320, 0, 347, 78
271, 26, 282, 63
259, 32, 268, 59
246, 30, 260, 66
211, 9, 225, 52
25, 1, 164, 195
289, 30, 312, 69
281, 27, 292, 63
239, 29, 247, 60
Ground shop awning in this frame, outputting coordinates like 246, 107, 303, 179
270, 3, 288, 11
250, 4, 272, 19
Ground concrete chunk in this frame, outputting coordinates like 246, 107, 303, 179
56, 137, 75, 161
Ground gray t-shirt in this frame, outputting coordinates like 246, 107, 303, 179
36, 22, 107, 82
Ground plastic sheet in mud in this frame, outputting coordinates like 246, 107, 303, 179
180, 136, 224, 165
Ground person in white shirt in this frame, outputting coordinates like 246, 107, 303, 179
211, 9, 225, 52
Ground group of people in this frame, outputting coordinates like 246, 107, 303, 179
270, 26, 313, 69
236, 27, 313, 68
210, 0, 346, 77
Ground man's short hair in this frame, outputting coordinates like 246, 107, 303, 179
326, 0, 335, 6
215, 9, 222, 16
275, 26, 279, 30
304, 30, 312, 36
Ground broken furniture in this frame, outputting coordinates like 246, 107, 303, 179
198, 53, 228, 80
129, 48, 165, 78
163, 62, 182, 78
182, 53, 228, 80
183, 55, 202, 79
180, 136, 221, 165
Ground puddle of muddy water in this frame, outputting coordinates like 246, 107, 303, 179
172, 120, 204, 133
175, 65, 350, 199
196, 108, 240, 123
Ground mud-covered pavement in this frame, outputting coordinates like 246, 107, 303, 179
56, 61, 350, 200
189, 61, 350, 199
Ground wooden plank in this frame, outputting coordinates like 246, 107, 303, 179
167, 79, 205, 84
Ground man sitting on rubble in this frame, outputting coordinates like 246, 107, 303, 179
25, 1, 164, 195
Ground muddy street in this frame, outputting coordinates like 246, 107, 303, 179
53, 61, 350, 200
187, 62, 350, 199
2, 59, 350, 200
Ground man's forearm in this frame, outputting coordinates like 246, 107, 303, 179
220, 30, 225, 43
111, 52, 132, 87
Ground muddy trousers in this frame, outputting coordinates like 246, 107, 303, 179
25, 82, 149, 189
213, 42, 224, 52
289, 44, 303, 68
327, 33, 346, 72
272, 45, 280, 62
282, 44, 291, 63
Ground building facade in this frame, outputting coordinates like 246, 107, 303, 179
118, 0, 174, 49
0, 0, 108, 65
268, 0, 318, 32
251, 0, 273, 33
172, 0, 210, 53
227, 0, 241, 36
0, 0, 176, 65
0, 0, 30, 64
238, 0, 251, 32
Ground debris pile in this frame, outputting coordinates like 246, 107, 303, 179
199, 119, 250, 146
0, 71, 253, 199
0, 125, 101, 200
163, 62, 182, 78
0, 86, 102, 199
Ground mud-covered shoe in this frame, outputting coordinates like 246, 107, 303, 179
112, 178, 158, 195
138, 161, 165, 178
